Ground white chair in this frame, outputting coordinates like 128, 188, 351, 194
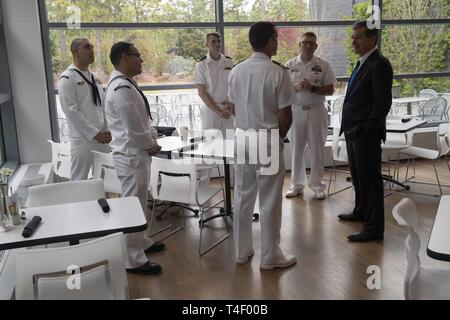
418, 89, 438, 99
28, 179, 105, 208
382, 116, 411, 191
392, 198, 450, 300
327, 122, 352, 196
14, 233, 128, 300
47, 140, 71, 180
401, 124, 450, 196
417, 97, 447, 121
149, 157, 228, 255
91, 151, 122, 195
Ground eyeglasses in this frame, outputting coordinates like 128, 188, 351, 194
299, 41, 316, 47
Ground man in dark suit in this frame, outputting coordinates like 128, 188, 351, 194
337, 21, 393, 242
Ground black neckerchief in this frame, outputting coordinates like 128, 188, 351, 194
72, 69, 102, 107
108, 75, 152, 120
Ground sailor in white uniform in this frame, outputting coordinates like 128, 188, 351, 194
105, 41, 164, 275
195, 32, 234, 137
228, 22, 298, 270
284, 32, 336, 200
57, 38, 111, 181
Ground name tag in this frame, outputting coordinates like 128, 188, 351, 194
77, 81, 85, 86
311, 65, 322, 73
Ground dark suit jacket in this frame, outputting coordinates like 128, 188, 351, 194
340, 49, 393, 142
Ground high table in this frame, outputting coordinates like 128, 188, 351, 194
178, 139, 235, 222
176, 138, 261, 223
427, 195, 450, 262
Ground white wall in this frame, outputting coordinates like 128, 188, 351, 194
2, 0, 52, 163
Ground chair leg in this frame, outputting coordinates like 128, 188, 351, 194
198, 206, 230, 256
445, 153, 450, 172
149, 199, 183, 241
327, 160, 352, 196
432, 159, 443, 196
327, 160, 335, 195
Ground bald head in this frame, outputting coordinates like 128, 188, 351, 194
70, 38, 94, 67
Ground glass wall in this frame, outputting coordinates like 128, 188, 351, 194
41, 0, 450, 141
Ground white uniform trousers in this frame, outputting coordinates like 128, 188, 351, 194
290, 105, 328, 192
233, 146, 285, 264
70, 138, 110, 181
113, 152, 153, 269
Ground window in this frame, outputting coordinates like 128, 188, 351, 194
49, 28, 215, 87
41, 0, 450, 142
225, 26, 353, 78
223, 0, 368, 22
0, 8, 19, 168
383, 0, 449, 20
45, 0, 216, 23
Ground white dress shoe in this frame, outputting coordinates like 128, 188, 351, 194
260, 254, 297, 270
236, 249, 255, 264
285, 187, 303, 198
314, 191, 326, 199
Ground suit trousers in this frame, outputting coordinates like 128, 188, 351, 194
113, 152, 154, 269
345, 133, 385, 235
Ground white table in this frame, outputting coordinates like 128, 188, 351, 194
427, 195, 450, 262
385, 119, 427, 133
157, 136, 194, 158
0, 196, 147, 250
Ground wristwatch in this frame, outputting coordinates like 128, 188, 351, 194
310, 86, 317, 93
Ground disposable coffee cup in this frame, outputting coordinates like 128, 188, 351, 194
179, 126, 189, 141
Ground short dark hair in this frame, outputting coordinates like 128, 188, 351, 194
206, 32, 221, 43
70, 38, 89, 54
249, 21, 277, 50
110, 41, 134, 66
301, 31, 317, 41
352, 20, 379, 39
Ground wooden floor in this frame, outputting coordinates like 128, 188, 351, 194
128, 158, 450, 300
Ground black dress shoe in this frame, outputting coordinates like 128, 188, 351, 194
347, 231, 384, 242
126, 261, 162, 275
145, 241, 166, 254
338, 213, 364, 222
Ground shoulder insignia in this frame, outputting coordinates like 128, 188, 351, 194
225, 55, 233, 59
114, 85, 131, 91
232, 60, 244, 68
197, 55, 207, 62
272, 60, 289, 70
59, 75, 70, 80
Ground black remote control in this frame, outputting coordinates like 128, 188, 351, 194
22, 216, 42, 238
98, 198, 110, 213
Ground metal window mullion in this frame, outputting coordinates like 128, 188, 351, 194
215, 0, 225, 53
38, 0, 59, 142
47, 22, 217, 29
